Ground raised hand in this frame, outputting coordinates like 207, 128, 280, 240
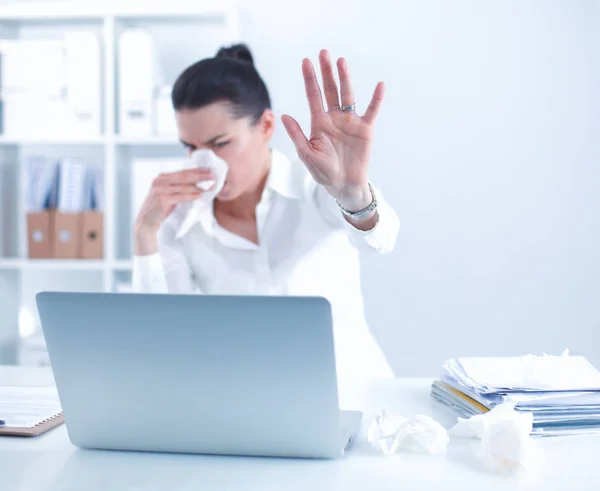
282, 49, 385, 212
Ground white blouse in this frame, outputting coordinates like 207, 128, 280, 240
132, 148, 400, 380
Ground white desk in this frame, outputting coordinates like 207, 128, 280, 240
1, 366, 599, 491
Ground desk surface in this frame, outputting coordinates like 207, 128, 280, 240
1, 365, 599, 491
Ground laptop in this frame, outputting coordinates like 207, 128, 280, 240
36, 292, 362, 459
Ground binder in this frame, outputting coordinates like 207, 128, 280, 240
25, 156, 104, 259
118, 28, 158, 135
53, 212, 81, 259
27, 211, 54, 258
0, 413, 64, 437
64, 31, 101, 137
80, 211, 103, 259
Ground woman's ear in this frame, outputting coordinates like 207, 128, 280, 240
258, 109, 276, 142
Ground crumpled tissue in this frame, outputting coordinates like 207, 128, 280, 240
186, 149, 229, 202
367, 410, 449, 455
449, 403, 543, 471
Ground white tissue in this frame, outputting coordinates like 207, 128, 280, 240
448, 402, 522, 438
196, 180, 215, 191
186, 149, 229, 202
368, 410, 449, 455
449, 403, 543, 471
479, 417, 544, 471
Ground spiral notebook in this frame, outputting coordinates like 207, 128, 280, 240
0, 386, 64, 437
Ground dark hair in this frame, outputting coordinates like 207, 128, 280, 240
171, 43, 271, 124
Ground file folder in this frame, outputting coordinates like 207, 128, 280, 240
53, 212, 81, 259
64, 31, 101, 136
118, 28, 160, 135
27, 212, 54, 259
25, 156, 104, 259
80, 211, 103, 259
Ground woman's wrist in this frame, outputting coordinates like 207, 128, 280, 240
134, 225, 158, 256
330, 182, 379, 231
330, 183, 373, 212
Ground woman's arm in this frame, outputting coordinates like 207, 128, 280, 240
132, 167, 211, 293
282, 48, 399, 253
313, 181, 399, 254
132, 221, 197, 294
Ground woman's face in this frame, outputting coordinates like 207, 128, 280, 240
175, 101, 275, 201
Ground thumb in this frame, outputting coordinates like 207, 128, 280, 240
281, 115, 310, 158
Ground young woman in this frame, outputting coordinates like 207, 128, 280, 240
133, 44, 400, 380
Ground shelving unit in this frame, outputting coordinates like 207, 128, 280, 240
0, 136, 107, 145
0, 0, 240, 365
0, 259, 107, 271
114, 135, 181, 146
0, 136, 182, 146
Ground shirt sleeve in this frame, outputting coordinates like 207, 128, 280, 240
314, 182, 400, 254
132, 221, 197, 293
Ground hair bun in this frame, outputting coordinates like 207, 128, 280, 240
216, 43, 254, 65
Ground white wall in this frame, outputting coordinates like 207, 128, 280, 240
241, 0, 600, 376
7, 0, 600, 376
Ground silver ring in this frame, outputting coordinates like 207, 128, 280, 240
341, 103, 355, 112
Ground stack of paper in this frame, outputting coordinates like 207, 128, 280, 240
431, 350, 600, 436
25, 156, 59, 211
25, 156, 103, 213
0, 386, 61, 428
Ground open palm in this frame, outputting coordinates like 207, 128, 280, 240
282, 49, 385, 205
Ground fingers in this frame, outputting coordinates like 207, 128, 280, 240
302, 58, 324, 115
154, 168, 213, 186
319, 49, 340, 111
301, 50, 384, 122
155, 190, 203, 213
281, 114, 310, 158
362, 81, 385, 125
337, 57, 355, 110
161, 193, 202, 206
152, 184, 205, 196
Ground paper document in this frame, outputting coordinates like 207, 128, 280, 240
433, 351, 600, 437
25, 156, 101, 212
58, 158, 88, 212
0, 386, 62, 428
456, 354, 600, 392
88, 164, 104, 211
25, 157, 59, 211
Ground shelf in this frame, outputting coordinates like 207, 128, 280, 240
0, 259, 107, 271
0, 258, 22, 270
0, 135, 184, 146
112, 260, 133, 271
114, 135, 181, 146
0, 135, 106, 146
0, 258, 135, 272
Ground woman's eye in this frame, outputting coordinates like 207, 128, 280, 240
214, 141, 230, 149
